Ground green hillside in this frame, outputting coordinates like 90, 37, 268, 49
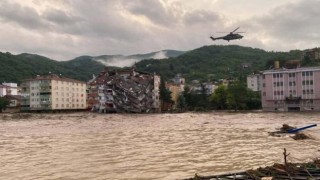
0, 45, 303, 84
0, 52, 105, 83
135, 45, 302, 81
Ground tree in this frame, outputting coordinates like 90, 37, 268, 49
210, 85, 227, 109
246, 89, 262, 110
226, 81, 248, 110
176, 94, 187, 112
159, 77, 173, 111
195, 83, 210, 110
0, 97, 9, 113
182, 85, 192, 110
159, 77, 172, 103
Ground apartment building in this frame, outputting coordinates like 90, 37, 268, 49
261, 67, 320, 111
247, 74, 262, 92
21, 74, 87, 111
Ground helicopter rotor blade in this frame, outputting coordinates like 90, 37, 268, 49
232, 27, 240, 33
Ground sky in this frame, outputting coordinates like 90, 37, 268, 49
0, 0, 319, 61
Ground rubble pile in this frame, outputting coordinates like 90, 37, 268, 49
108, 75, 155, 113
87, 68, 160, 113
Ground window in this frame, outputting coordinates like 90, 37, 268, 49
289, 81, 296, 86
289, 73, 295, 77
302, 71, 313, 76
289, 90, 297, 95
275, 82, 283, 86
303, 80, 314, 85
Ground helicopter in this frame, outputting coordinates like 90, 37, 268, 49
210, 27, 244, 41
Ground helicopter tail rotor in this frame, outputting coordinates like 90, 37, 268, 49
210, 36, 216, 41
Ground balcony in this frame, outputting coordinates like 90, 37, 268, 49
40, 99, 51, 105
39, 87, 51, 93
285, 96, 301, 101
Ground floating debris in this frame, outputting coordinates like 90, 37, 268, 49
292, 133, 311, 140
186, 149, 320, 180
186, 160, 320, 180
269, 124, 315, 140
280, 124, 295, 132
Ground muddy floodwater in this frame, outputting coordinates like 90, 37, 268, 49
0, 112, 320, 180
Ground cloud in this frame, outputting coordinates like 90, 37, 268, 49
151, 51, 168, 59
0, 0, 319, 60
121, 0, 175, 26
0, 1, 45, 30
43, 8, 83, 26
183, 10, 222, 26
240, 0, 320, 51
95, 57, 138, 68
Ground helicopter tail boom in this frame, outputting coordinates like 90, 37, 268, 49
210, 36, 223, 41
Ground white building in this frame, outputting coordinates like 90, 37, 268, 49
247, 74, 262, 92
0, 83, 18, 97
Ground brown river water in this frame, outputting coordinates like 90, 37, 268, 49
0, 112, 320, 180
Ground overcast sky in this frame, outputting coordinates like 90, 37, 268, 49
0, 0, 319, 60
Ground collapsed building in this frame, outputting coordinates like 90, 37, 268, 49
87, 67, 161, 113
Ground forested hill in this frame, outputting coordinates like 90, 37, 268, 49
0, 45, 303, 84
0, 50, 183, 84
135, 45, 302, 81
0, 52, 105, 83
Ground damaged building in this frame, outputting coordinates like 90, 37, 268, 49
87, 67, 161, 113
